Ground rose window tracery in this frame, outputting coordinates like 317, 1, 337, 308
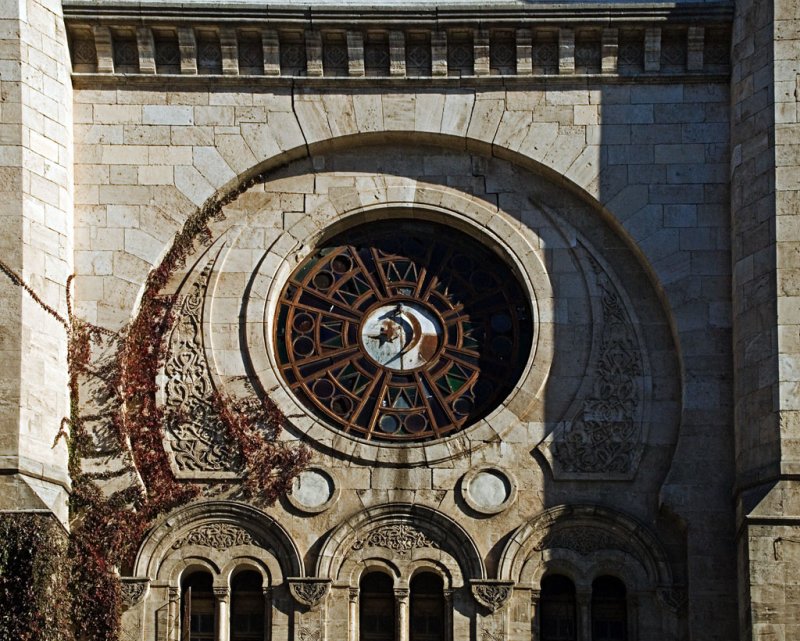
274, 220, 533, 442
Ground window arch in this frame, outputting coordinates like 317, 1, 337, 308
591, 576, 627, 641
539, 574, 577, 641
181, 570, 215, 641
360, 572, 396, 641
230, 570, 265, 641
410, 572, 444, 641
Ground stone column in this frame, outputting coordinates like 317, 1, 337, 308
263, 587, 273, 641
576, 589, 591, 641
168, 586, 180, 641
348, 587, 359, 641
215, 587, 230, 641
395, 587, 410, 641
530, 590, 541, 641
627, 595, 638, 641
443, 589, 453, 641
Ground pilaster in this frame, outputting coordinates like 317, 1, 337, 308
0, 0, 73, 525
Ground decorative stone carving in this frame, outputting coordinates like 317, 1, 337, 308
481, 628, 503, 641
289, 579, 332, 607
657, 587, 688, 613
298, 626, 321, 641
120, 578, 149, 609
533, 526, 629, 557
550, 246, 646, 478
352, 524, 438, 555
471, 580, 515, 612
171, 523, 259, 550
163, 259, 238, 475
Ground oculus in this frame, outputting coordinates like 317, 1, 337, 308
274, 220, 533, 442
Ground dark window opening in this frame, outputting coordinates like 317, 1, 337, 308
410, 573, 444, 641
592, 576, 627, 641
231, 571, 264, 641
181, 571, 215, 641
540, 574, 577, 641
360, 572, 396, 641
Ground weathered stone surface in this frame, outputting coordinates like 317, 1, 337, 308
2, 0, 799, 639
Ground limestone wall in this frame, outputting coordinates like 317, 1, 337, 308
56, 3, 748, 639
731, 0, 800, 634
0, 0, 73, 524
71, 78, 737, 638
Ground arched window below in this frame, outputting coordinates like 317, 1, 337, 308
591, 576, 627, 641
360, 572, 396, 641
410, 572, 444, 641
539, 574, 577, 641
231, 570, 265, 641
181, 571, 215, 641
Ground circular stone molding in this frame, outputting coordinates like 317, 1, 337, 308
273, 219, 534, 442
241, 190, 554, 467
461, 466, 516, 514
287, 467, 339, 514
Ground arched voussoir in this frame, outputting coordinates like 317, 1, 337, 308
133, 500, 303, 582
498, 504, 673, 590
315, 503, 485, 585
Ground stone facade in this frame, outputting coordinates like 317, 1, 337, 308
0, 0, 798, 639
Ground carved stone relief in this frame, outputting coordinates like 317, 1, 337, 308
542, 241, 648, 480
171, 523, 260, 550
120, 578, 149, 609
162, 255, 238, 477
298, 626, 321, 641
657, 587, 688, 613
533, 526, 630, 557
289, 579, 332, 607
352, 524, 438, 555
471, 580, 515, 612
481, 627, 503, 641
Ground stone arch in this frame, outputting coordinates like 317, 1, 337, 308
350, 558, 403, 584
498, 504, 673, 591
315, 503, 485, 588
221, 557, 276, 589
134, 500, 302, 585
188, 130, 628, 240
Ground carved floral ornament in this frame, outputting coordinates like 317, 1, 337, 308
120, 579, 149, 609
162, 258, 239, 476
542, 241, 650, 480
171, 523, 261, 551
289, 579, 332, 607
656, 587, 688, 613
352, 524, 439, 555
533, 526, 631, 557
471, 580, 515, 612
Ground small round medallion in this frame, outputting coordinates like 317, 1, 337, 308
287, 468, 338, 513
359, 302, 442, 371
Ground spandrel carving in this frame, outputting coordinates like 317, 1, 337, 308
352, 524, 438, 555
544, 242, 649, 480
171, 523, 259, 550
162, 259, 238, 475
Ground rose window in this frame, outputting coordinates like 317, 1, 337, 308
274, 220, 533, 442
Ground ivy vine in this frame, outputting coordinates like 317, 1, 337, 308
0, 170, 310, 641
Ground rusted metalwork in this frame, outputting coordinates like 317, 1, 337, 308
274, 221, 532, 442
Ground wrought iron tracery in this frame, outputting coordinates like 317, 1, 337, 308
274, 220, 533, 442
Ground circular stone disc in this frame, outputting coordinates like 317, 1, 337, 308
359, 302, 442, 371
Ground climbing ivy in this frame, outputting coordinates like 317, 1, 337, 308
0, 170, 309, 641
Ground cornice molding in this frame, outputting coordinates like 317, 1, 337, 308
63, 2, 733, 25
66, 8, 732, 83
